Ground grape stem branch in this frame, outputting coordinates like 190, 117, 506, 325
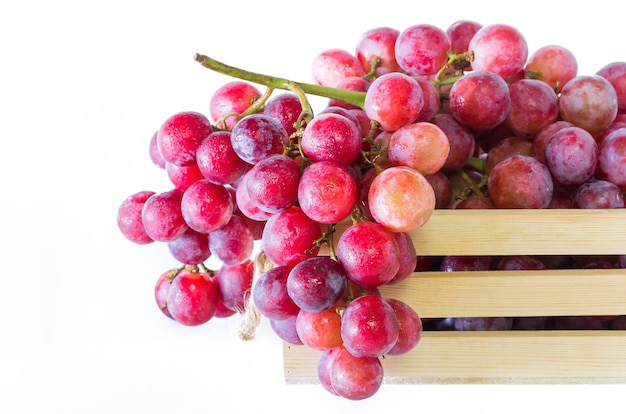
194, 53, 366, 110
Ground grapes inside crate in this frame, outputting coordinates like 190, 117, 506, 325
117, 20, 626, 400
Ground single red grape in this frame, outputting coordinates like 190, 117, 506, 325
156, 111, 213, 166
311, 48, 365, 87
364, 72, 424, 132
141, 189, 188, 242
286, 256, 347, 313
252, 265, 300, 320
336, 221, 401, 288
209, 81, 262, 130
117, 190, 156, 244
166, 269, 219, 326
181, 179, 234, 234
261, 206, 321, 267
329, 346, 383, 400
167, 228, 211, 265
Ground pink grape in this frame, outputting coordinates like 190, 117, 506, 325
234, 210, 266, 240
367, 166, 436, 232
311, 48, 365, 87
329, 347, 383, 400
141, 189, 188, 242
468, 23, 528, 80
149, 130, 165, 169
317, 348, 341, 396
230, 114, 288, 164
270, 314, 303, 345
252, 265, 300, 320
245, 154, 301, 214
296, 303, 343, 351
547, 183, 574, 209
213, 290, 237, 319
485, 137, 534, 174
336, 221, 401, 288
596, 127, 626, 187
117, 190, 156, 244
297, 161, 358, 224
430, 113, 476, 172
156, 111, 213, 166
364, 72, 424, 132
286, 256, 347, 313
208, 214, 254, 265
387, 121, 450, 176
318, 106, 362, 133
388, 231, 418, 285
167, 228, 211, 265
263, 92, 305, 136
196, 130, 249, 185
234, 171, 274, 222
385, 298, 422, 356
355, 26, 401, 76
532, 120, 575, 164
544, 126, 598, 186
525, 44, 578, 93
573, 179, 625, 208
395, 23, 451, 76
505, 78, 559, 138
412, 76, 440, 122
348, 108, 373, 137
446, 20, 482, 70
558, 75, 618, 136
154, 269, 175, 319
487, 155, 553, 209
166, 269, 219, 326
597, 118, 626, 146
209, 81, 262, 130
425, 171, 453, 209
301, 112, 362, 165
181, 179, 234, 234
214, 259, 254, 312
165, 162, 204, 191
448, 70, 511, 131
597, 61, 626, 114
341, 295, 399, 358
261, 206, 322, 267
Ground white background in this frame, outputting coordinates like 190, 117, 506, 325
2, 1, 625, 413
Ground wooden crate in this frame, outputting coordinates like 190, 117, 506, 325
282, 209, 626, 384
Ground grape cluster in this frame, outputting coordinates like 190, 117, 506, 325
117, 20, 626, 400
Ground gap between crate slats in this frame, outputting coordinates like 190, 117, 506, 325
283, 331, 626, 384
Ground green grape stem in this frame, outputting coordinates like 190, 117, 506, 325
194, 53, 366, 110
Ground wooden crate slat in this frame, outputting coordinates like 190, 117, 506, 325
322, 209, 626, 256
283, 331, 626, 384
378, 268, 626, 318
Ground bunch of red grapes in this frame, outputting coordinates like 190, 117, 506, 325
117, 20, 626, 399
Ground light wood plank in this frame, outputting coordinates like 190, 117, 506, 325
283, 331, 626, 384
378, 268, 626, 318
320, 209, 626, 256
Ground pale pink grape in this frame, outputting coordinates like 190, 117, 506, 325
368, 166, 436, 232
388, 121, 450, 176
469, 23, 528, 80
364, 72, 424, 132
